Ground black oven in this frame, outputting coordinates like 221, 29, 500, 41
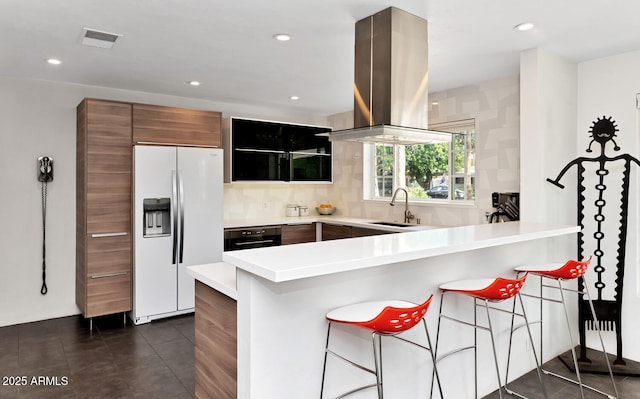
224, 226, 282, 251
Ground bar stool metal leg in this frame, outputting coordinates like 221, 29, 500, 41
435, 274, 547, 399
507, 260, 619, 399
321, 296, 442, 399
557, 278, 586, 399
433, 291, 478, 398
373, 333, 383, 399
582, 275, 618, 398
504, 293, 548, 399
481, 297, 504, 399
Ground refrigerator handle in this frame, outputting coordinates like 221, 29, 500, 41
172, 170, 178, 265
178, 170, 185, 264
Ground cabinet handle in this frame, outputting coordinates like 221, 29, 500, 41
235, 148, 287, 154
289, 151, 330, 156
90, 271, 128, 279
135, 141, 219, 148
91, 232, 128, 238
235, 239, 274, 246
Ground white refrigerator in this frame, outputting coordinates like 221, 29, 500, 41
132, 145, 223, 324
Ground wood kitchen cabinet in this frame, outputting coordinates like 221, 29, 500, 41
76, 98, 132, 319
281, 223, 317, 245
195, 281, 237, 398
351, 226, 393, 237
132, 103, 221, 147
223, 117, 332, 183
321, 224, 352, 241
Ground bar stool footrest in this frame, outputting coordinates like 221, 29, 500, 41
541, 369, 617, 399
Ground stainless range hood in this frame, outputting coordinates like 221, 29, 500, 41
330, 7, 448, 145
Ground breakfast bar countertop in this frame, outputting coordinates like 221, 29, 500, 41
222, 221, 580, 283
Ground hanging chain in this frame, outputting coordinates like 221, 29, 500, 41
41, 180, 48, 295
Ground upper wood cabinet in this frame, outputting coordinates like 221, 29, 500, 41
77, 98, 133, 319
133, 104, 221, 147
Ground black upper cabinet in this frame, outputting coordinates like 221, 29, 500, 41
232, 119, 284, 151
225, 118, 332, 182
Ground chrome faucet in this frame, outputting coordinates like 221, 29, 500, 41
390, 187, 414, 224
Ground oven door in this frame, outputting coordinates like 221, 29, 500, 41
224, 226, 282, 251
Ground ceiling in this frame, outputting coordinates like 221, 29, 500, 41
2, 0, 640, 117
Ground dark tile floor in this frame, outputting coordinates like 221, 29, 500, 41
0, 314, 195, 399
1, 313, 638, 398
482, 355, 637, 399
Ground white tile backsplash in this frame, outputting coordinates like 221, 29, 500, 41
223, 76, 521, 227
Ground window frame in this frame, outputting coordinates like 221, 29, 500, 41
363, 119, 476, 204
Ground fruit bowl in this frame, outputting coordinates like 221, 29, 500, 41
316, 206, 335, 215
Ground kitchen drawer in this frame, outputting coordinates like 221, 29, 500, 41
85, 271, 131, 317
86, 233, 131, 276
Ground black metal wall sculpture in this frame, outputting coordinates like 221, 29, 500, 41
547, 116, 639, 367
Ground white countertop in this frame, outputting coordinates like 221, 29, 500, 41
190, 216, 442, 300
222, 221, 579, 283
224, 215, 436, 232
187, 262, 238, 300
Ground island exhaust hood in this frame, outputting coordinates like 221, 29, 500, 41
329, 7, 450, 145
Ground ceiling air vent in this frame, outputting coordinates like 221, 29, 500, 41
82, 28, 122, 49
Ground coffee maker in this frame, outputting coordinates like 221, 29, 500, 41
488, 192, 519, 223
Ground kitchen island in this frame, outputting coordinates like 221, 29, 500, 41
188, 221, 579, 398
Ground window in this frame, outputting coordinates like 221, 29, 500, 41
364, 119, 475, 202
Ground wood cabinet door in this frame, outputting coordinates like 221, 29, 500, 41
85, 100, 132, 235
195, 281, 237, 398
321, 224, 352, 241
351, 227, 393, 237
133, 104, 221, 147
281, 223, 316, 245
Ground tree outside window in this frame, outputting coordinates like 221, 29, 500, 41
366, 119, 475, 201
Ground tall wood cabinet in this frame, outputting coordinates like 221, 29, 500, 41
76, 99, 133, 318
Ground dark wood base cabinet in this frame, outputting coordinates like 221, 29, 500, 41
281, 222, 316, 245
195, 281, 237, 399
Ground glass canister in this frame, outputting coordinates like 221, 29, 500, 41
285, 204, 299, 217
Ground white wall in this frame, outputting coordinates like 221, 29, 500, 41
519, 47, 578, 276
518, 48, 582, 364
519, 48, 578, 226
0, 76, 326, 327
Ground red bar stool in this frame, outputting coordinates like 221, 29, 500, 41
506, 257, 618, 399
320, 295, 443, 399
435, 273, 546, 399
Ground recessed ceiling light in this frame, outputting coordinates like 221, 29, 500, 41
47, 58, 62, 65
514, 22, 535, 31
290, 96, 299, 100
273, 33, 291, 41
431, 101, 439, 106
189, 81, 201, 86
